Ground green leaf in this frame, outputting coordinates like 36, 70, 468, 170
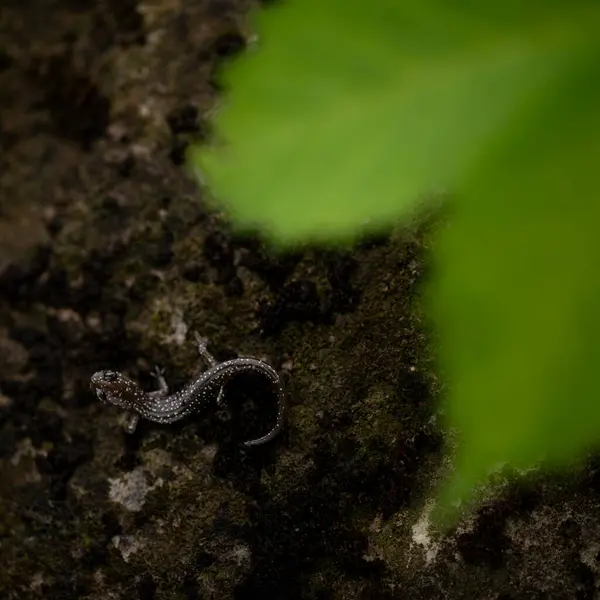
429, 44, 600, 513
190, 0, 598, 243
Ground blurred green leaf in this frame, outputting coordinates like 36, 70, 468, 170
430, 44, 600, 512
190, 0, 598, 243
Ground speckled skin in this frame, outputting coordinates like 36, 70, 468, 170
90, 355, 287, 447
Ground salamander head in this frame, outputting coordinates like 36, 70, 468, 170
90, 370, 144, 410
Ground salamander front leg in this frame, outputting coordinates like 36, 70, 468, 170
123, 365, 167, 434
124, 412, 140, 434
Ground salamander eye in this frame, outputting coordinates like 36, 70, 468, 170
103, 370, 118, 382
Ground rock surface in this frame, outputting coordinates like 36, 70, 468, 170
1, 1, 599, 599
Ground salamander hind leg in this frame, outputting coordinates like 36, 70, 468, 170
192, 331, 226, 406
149, 365, 169, 398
